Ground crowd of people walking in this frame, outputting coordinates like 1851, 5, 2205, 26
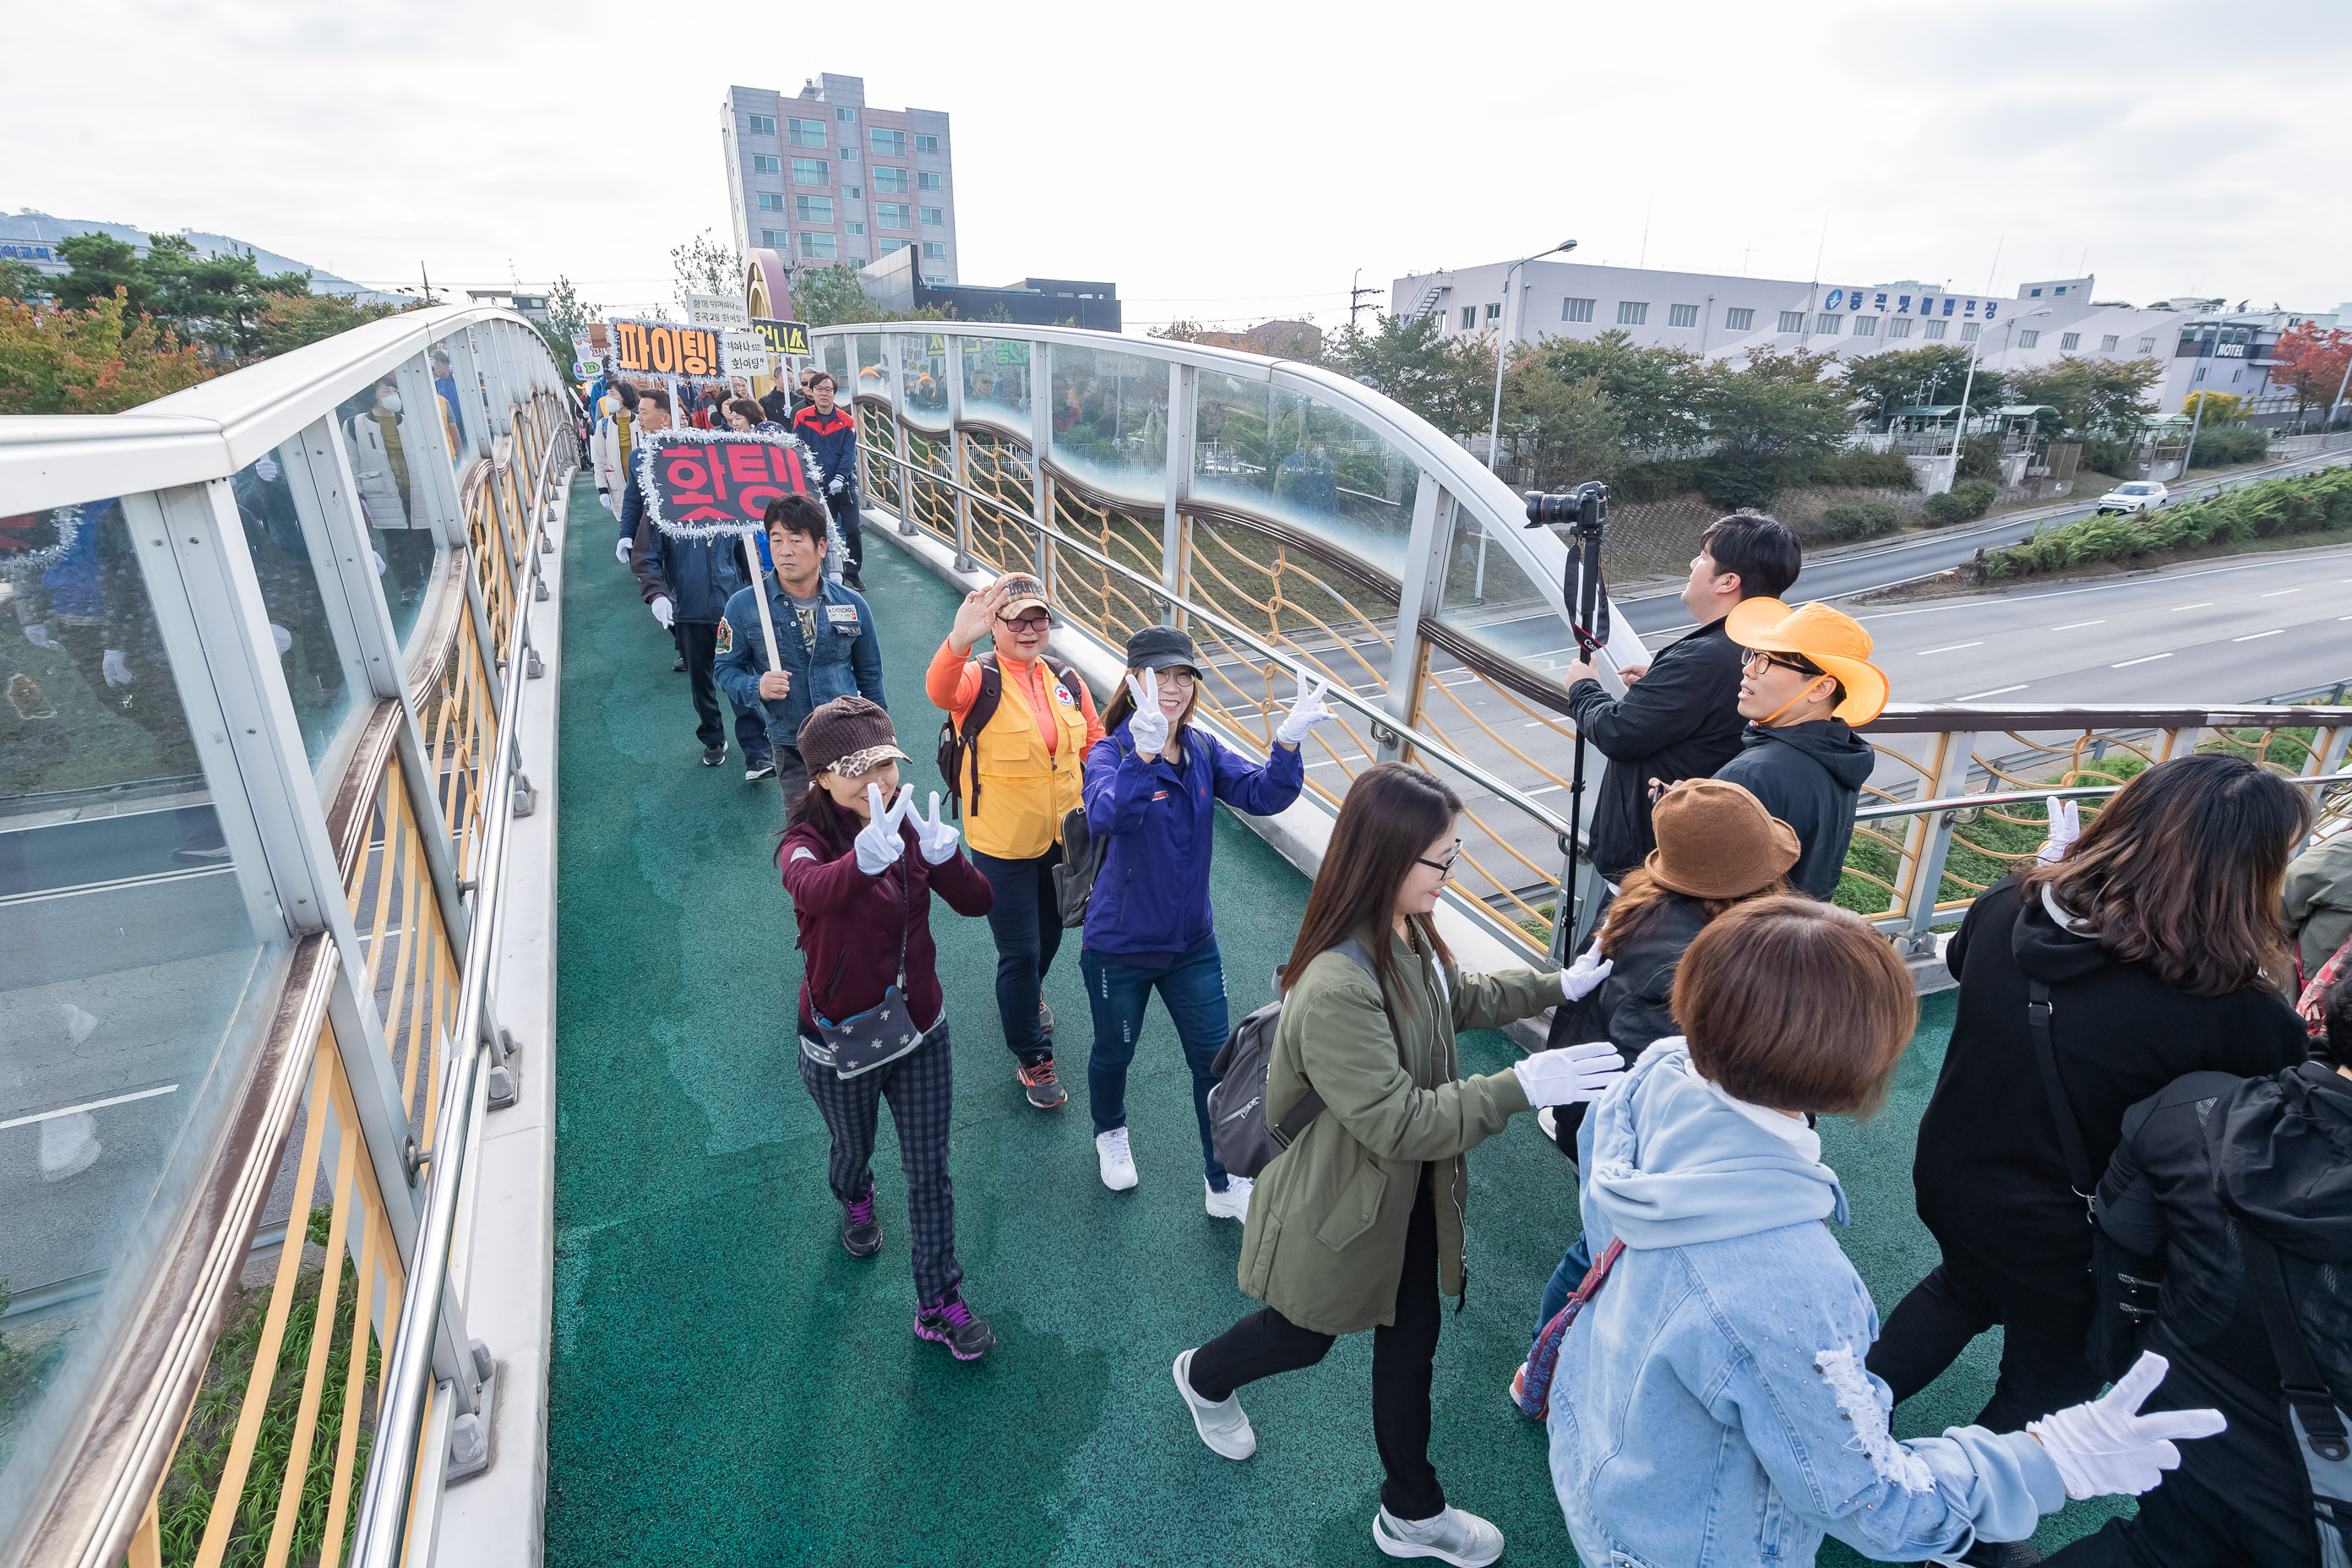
588, 384, 2351, 1567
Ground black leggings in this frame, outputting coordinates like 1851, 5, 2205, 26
1866, 1231, 2103, 1431
1187, 1166, 1446, 1522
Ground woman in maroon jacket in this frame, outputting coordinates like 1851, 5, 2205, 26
780, 696, 998, 1359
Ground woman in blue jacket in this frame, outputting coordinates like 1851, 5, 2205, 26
1081, 626, 1331, 1217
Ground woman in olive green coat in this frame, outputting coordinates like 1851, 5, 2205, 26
1172, 763, 1625, 1568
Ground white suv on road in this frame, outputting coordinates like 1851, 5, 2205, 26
2096, 481, 2170, 515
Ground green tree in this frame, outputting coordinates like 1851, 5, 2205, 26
47, 232, 152, 314
1529, 329, 1704, 454
0, 256, 48, 302
139, 235, 310, 357
786, 261, 949, 327
1498, 360, 1628, 491
2180, 390, 2244, 424
2013, 355, 2164, 440
253, 291, 407, 357
536, 274, 600, 369
1694, 346, 1854, 507
1324, 311, 1485, 432
670, 227, 740, 318
0, 288, 215, 413
1840, 346, 2007, 426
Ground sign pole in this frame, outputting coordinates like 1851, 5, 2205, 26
740, 536, 784, 677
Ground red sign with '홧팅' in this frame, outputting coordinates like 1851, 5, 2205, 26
634, 429, 814, 536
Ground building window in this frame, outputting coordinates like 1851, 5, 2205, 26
792, 158, 827, 185
1668, 303, 1700, 329
756, 192, 784, 212
800, 231, 836, 260
882, 238, 908, 255
2029, 286, 2043, 297
748, 115, 776, 136
836, 107, 855, 122
2195, 366, 2207, 382
923, 242, 947, 260
1961, 323, 1979, 342
1941, 297, 1957, 315
2057, 331, 2079, 350
795, 195, 834, 223
846, 221, 864, 236
1724, 307, 1754, 330
1778, 310, 1805, 333
924, 274, 950, 286
839, 148, 857, 162
870, 128, 906, 156
917, 171, 942, 191
2233, 368, 2244, 383
1461, 306, 1476, 329
877, 202, 911, 229
1617, 301, 1649, 325
1923, 319, 1947, 340
845, 184, 862, 199
2137, 336, 2155, 354
1852, 315, 1878, 337
789, 117, 825, 148
874, 166, 909, 193
920, 206, 944, 226
1484, 302, 1503, 323
1813, 313, 1843, 335
752, 154, 781, 174
2100, 335, 2120, 351
760, 229, 785, 248
2018, 329, 2039, 349
1562, 297, 1595, 323
1886, 318, 1912, 339
916, 134, 939, 153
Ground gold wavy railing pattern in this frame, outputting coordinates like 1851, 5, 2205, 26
899, 427, 957, 547
961, 433, 1035, 574
346, 753, 460, 1146
854, 402, 901, 516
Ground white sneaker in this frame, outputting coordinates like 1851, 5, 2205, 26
1096, 1128, 1138, 1191
1173, 1348, 1256, 1459
1204, 1173, 1252, 1221
1537, 1105, 1559, 1142
1372, 1504, 1505, 1566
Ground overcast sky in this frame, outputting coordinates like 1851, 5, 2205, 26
7, 0, 2346, 332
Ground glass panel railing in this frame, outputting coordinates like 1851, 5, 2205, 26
335, 372, 447, 650
1436, 513, 1575, 675
430, 335, 481, 475
895, 332, 950, 431
1048, 342, 1167, 504
820, 334, 850, 396
1192, 375, 1420, 580
0, 491, 288, 1537
959, 336, 1032, 431
852, 333, 886, 402
230, 441, 370, 779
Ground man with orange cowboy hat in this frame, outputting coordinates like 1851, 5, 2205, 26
1713, 599, 1888, 900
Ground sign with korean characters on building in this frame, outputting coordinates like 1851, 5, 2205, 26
633, 427, 815, 538
687, 291, 751, 331
722, 330, 770, 378
754, 318, 810, 357
607, 318, 725, 379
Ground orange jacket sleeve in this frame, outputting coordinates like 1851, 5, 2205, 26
926, 638, 984, 723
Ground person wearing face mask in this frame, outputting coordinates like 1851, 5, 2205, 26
1170, 762, 1621, 1567
1080, 626, 1330, 1215
348, 379, 411, 531
792, 373, 863, 591
1709, 599, 1885, 901
928, 574, 1106, 1109
591, 382, 635, 511
778, 696, 998, 1361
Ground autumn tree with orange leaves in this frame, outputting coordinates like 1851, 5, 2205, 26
2267, 321, 2352, 427
0, 287, 215, 414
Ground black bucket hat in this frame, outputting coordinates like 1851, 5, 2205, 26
1124, 624, 1200, 674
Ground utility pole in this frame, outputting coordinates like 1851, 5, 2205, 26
1349, 270, 1381, 329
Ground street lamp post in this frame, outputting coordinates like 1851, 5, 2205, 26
1946, 308, 2049, 490
1473, 239, 1575, 601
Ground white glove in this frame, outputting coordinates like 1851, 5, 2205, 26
2026, 1353, 2224, 1500
269, 623, 291, 656
1124, 669, 1170, 757
853, 782, 912, 875
1273, 671, 1335, 747
1561, 947, 1614, 1001
827, 476, 846, 495
372, 551, 387, 575
101, 649, 133, 686
2037, 796, 2082, 865
1513, 1040, 1625, 1107
23, 623, 58, 651
614, 536, 632, 564
650, 596, 673, 629
912, 791, 961, 865
599, 492, 612, 513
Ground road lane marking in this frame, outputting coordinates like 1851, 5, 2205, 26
2114, 653, 2173, 667
1957, 684, 2029, 700
2050, 620, 2105, 630
2234, 629, 2285, 641
1526, 783, 1566, 796
1916, 641, 1984, 656
2260, 588, 2300, 596
2168, 602, 2213, 612
1, 1084, 180, 1130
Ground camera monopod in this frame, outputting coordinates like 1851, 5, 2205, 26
1526, 482, 1610, 961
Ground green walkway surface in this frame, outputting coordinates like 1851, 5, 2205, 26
545, 481, 2120, 1565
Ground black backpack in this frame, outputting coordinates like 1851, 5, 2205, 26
1052, 806, 1103, 928
934, 650, 1081, 820
1206, 939, 1380, 1179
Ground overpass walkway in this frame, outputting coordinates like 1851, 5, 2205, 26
540, 478, 2107, 1567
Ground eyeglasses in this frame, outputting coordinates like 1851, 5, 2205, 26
1743, 650, 1821, 678
999, 611, 1052, 632
1154, 668, 1198, 689
1415, 840, 1462, 877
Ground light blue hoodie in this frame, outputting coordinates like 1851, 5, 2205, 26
1548, 1040, 2066, 1566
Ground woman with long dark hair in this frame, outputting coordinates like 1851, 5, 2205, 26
1170, 763, 1623, 1567
1869, 752, 2314, 1430
778, 696, 999, 1360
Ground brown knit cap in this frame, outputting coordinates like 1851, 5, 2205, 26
796, 695, 906, 778
1640, 778, 1801, 899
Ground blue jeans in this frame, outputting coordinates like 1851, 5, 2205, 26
1081, 939, 1232, 1187
1533, 1234, 1595, 1348
968, 844, 1064, 1062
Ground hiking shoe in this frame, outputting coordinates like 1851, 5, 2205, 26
840, 1190, 881, 1258
845, 571, 866, 592
1373, 1505, 1504, 1566
914, 1290, 996, 1360
1038, 999, 1055, 1036
1173, 1348, 1256, 1460
1507, 1362, 1528, 1412
745, 756, 776, 782
700, 743, 727, 766
1204, 1174, 1253, 1222
672, 653, 686, 672
1018, 1056, 1066, 1110
1096, 1128, 1138, 1191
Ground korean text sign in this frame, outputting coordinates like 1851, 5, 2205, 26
607, 318, 724, 379
634, 428, 814, 537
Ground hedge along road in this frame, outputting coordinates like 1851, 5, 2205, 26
1614, 443, 2352, 636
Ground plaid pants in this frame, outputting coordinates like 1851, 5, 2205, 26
797, 1020, 961, 1307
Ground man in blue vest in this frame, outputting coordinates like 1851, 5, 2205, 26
791, 372, 863, 592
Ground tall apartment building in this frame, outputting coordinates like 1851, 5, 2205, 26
721, 75, 959, 286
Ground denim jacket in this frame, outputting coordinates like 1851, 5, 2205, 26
711, 574, 885, 749
1548, 1040, 2066, 1566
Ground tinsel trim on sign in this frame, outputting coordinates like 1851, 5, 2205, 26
634, 426, 826, 541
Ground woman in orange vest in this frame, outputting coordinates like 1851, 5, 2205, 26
927, 572, 1105, 1110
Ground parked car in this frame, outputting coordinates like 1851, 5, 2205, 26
2096, 481, 2170, 514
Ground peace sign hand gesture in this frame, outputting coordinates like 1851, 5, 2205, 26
1125, 668, 1171, 759
853, 782, 913, 875
1274, 670, 1335, 748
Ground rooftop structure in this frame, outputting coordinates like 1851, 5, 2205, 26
721, 74, 959, 286
855, 247, 1118, 329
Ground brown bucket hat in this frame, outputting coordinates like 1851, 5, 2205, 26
1641, 778, 1801, 899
